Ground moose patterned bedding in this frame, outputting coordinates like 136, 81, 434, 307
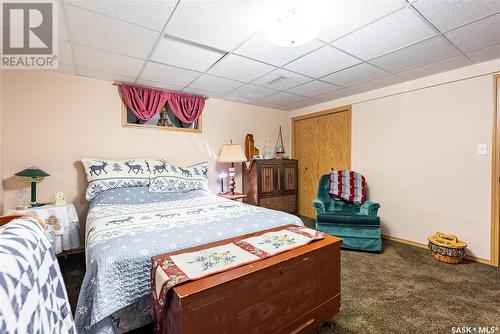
75, 187, 303, 334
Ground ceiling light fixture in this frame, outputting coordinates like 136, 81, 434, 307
264, 6, 320, 48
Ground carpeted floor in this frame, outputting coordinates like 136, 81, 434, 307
59, 217, 500, 333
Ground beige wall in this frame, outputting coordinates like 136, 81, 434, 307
291, 59, 500, 261
1, 70, 290, 222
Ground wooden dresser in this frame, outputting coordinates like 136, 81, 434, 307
159, 227, 342, 334
242, 159, 298, 214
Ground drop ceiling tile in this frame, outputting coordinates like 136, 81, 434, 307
65, 5, 159, 59
250, 101, 281, 109
313, 88, 355, 102
188, 75, 243, 94
166, 1, 265, 51
412, 0, 500, 32
445, 13, 500, 52
284, 88, 354, 110
252, 69, 311, 90
207, 54, 276, 82
234, 32, 324, 66
223, 95, 254, 104
263, 92, 305, 106
370, 36, 458, 73
151, 37, 226, 72
77, 67, 136, 82
466, 43, 500, 63
182, 87, 222, 99
349, 75, 403, 93
59, 41, 74, 66
135, 79, 185, 92
284, 46, 361, 78
318, 0, 404, 42
396, 55, 470, 81
282, 99, 314, 110
65, 0, 177, 31
332, 7, 436, 60
228, 84, 279, 101
321, 63, 389, 87
139, 62, 201, 87
287, 80, 342, 97
73, 45, 145, 77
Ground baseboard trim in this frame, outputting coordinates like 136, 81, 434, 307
381, 234, 493, 266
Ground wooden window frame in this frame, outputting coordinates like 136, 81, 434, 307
121, 100, 202, 134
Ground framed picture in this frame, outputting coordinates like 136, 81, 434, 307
121, 101, 202, 133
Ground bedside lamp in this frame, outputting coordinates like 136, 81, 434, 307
218, 143, 247, 195
15, 166, 50, 207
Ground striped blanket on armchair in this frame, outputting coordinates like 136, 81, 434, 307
328, 170, 366, 204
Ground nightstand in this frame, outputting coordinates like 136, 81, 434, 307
218, 193, 247, 201
5, 203, 81, 255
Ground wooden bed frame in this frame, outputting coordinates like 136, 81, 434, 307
153, 225, 342, 334
0, 214, 46, 228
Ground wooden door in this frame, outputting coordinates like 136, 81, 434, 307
293, 107, 351, 218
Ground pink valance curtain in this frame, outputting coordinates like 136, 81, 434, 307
119, 84, 205, 123
168, 92, 205, 123
119, 84, 169, 121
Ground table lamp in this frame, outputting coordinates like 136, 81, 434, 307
218, 142, 247, 195
15, 166, 50, 207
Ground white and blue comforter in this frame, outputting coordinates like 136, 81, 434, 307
75, 187, 303, 333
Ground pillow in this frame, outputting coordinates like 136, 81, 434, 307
81, 158, 150, 200
148, 159, 208, 193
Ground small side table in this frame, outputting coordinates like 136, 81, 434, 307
5, 203, 81, 255
218, 193, 247, 201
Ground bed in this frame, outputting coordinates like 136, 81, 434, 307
75, 187, 303, 333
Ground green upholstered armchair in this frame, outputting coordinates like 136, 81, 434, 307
313, 174, 382, 252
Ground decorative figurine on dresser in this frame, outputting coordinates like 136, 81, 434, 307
243, 159, 298, 213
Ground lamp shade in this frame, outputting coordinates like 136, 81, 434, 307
218, 144, 247, 163
15, 166, 50, 178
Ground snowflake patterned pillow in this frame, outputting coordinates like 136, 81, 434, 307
148, 160, 208, 193
81, 158, 150, 200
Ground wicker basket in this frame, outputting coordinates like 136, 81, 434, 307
428, 232, 467, 265
431, 251, 463, 264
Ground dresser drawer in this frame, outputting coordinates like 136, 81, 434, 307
259, 195, 296, 213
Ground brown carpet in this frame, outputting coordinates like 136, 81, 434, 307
59, 217, 500, 333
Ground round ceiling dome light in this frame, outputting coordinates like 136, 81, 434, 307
264, 7, 320, 48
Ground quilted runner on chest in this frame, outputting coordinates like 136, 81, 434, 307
151, 225, 324, 333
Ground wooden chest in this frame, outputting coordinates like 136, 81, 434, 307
243, 159, 298, 214
158, 228, 341, 334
